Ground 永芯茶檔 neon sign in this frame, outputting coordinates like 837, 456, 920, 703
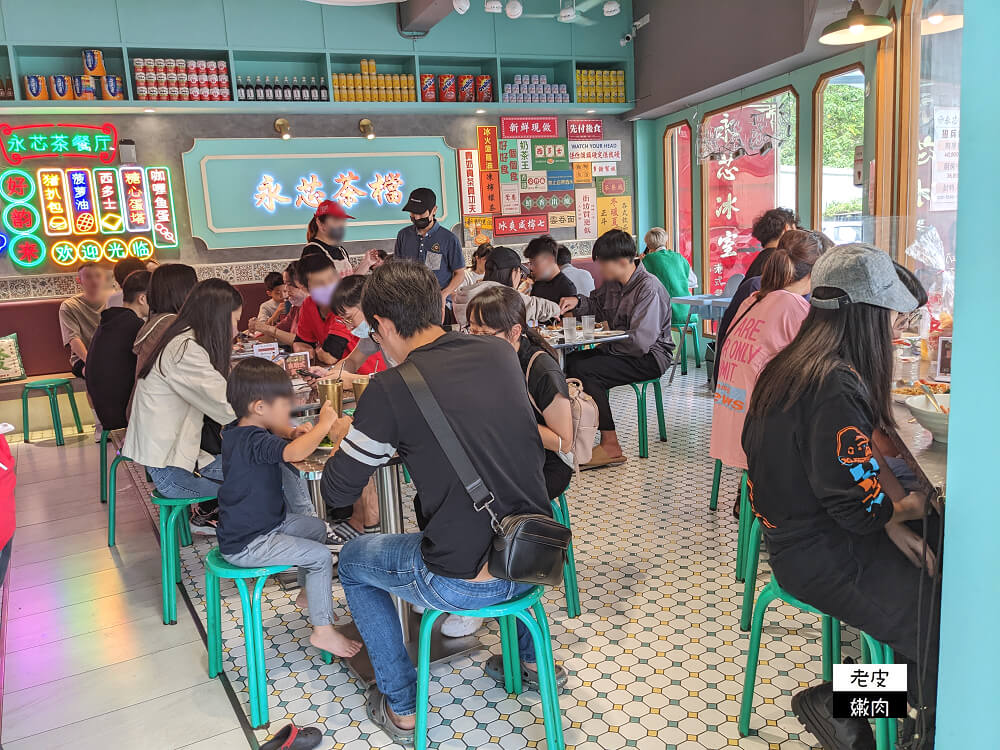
0, 122, 118, 166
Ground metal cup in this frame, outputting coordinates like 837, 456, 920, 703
317, 378, 343, 417
353, 376, 370, 403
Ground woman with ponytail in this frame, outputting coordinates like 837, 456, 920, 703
709, 229, 827, 474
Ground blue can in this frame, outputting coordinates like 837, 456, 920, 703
22, 75, 48, 100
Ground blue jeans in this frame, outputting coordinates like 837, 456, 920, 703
147, 457, 314, 516
338, 532, 534, 716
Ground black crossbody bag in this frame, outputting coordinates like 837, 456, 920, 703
398, 360, 571, 586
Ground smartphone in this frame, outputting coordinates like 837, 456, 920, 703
296, 368, 314, 379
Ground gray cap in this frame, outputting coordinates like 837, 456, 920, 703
810, 243, 918, 313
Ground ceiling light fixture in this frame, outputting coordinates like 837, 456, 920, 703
920, 0, 963, 35
819, 0, 893, 45
484, 0, 502, 13
585, 109, 596, 114
274, 117, 291, 140
603, 1, 620, 17
475, 108, 486, 114
453, 0, 470, 14
359, 118, 376, 140
143, 108, 155, 113
505, 0, 522, 19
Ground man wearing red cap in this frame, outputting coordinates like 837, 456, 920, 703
303, 200, 355, 277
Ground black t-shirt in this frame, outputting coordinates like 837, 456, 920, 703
531, 272, 577, 304
518, 337, 573, 499
321, 331, 550, 579
217, 425, 289, 555
301, 240, 348, 263
744, 246, 775, 281
742, 365, 894, 550
85, 307, 144, 430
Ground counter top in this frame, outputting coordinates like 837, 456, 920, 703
889, 401, 948, 501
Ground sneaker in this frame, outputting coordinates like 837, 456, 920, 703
791, 682, 875, 750
189, 506, 219, 536
440, 614, 484, 638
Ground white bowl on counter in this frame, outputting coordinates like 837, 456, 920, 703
905, 394, 950, 443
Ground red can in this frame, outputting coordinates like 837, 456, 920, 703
438, 73, 456, 102
457, 74, 475, 102
475, 74, 493, 103
419, 73, 437, 102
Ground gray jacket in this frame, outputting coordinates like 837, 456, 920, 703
576, 263, 674, 370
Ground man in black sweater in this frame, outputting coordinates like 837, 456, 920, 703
321, 262, 554, 743
525, 234, 577, 303
85, 269, 150, 430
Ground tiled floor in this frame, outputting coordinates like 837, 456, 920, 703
2, 370, 861, 749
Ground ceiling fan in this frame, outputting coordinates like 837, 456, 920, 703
522, 0, 605, 26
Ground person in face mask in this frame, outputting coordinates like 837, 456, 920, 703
303, 200, 355, 278
249, 262, 310, 347
392, 187, 465, 310
524, 234, 577, 304
292, 253, 359, 366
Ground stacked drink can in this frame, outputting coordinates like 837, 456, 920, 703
133, 57, 231, 102
333, 59, 416, 102
575, 68, 626, 103
501, 74, 569, 104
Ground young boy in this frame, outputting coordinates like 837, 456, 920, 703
258, 271, 287, 323
219, 358, 362, 658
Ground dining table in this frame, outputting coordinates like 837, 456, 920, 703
668, 293, 733, 384
539, 328, 630, 367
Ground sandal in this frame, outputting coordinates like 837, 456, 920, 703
580, 445, 627, 471
365, 686, 414, 746
484, 654, 568, 689
260, 723, 322, 750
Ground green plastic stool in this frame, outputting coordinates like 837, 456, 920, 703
21, 378, 83, 446
415, 586, 565, 750
672, 315, 702, 376
860, 633, 896, 750
708, 458, 722, 511
739, 574, 842, 737
151, 491, 209, 624
626, 379, 666, 458
551, 493, 581, 618
205, 548, 332, 729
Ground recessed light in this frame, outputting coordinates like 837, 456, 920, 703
585, 109, 596, 114
143, 108, 155, 113
475, 108, 486, 114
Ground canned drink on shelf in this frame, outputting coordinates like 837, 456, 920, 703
179, 85, 189, 100
82, 49, 106, 76
175, 58, 187, 71
167, 86, 179, 101
164, 58, 175, 72
419, 73, 437, 101
153, 58, 164, 73
189, 85, 200, 101
208, 73, 218, 85
186, 59, 197, 74
177, 71, 187, 84
218, 73, 228, 86
530, 74, 539, 84
360, 58, 369, 74
136, 85, 148, 100
476, 74, 492, 102
102, 75, 124, 100
457, 74, 474, 102
198, 72, 208, 84
50, 74, 73, 100
438, 73, 456, 101
209, 86, 220, 101
166, 72, 178, 85
71, 75, 96, 100
207, 60, 217, 72
217, 60, 227, 74
135, 71, 147, 84
369, 58, 376, 74
540, 74, 547, 85
196, 59, 207, 73
154, 72, 165, 84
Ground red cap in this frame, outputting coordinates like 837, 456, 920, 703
315, 200, 354, 220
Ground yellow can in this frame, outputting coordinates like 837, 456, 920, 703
369, 58, 376, 74
360, 58, 369, 74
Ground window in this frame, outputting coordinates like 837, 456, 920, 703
813, 65, 866, 245
699, 88, 798, 294
662, 122, 693, 268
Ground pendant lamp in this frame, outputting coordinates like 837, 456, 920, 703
819, 1, 893, 45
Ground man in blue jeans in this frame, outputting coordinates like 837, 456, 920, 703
321, 261, 559, 743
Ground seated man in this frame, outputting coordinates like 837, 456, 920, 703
320, 261, 556, 744
557, 245, 595, 297
525, 234, 577, 303
85, 269, 150, 431
107, 256, 147, 308
561, 230, 674, 468
58, 261, 109, 380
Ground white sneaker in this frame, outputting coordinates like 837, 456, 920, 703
440, 614, 484, 638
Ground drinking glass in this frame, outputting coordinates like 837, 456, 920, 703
562, 316, 577, 343
581, 315, 596, 337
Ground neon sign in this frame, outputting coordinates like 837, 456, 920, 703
93, 168, 124, 234
66, 168, 98, 234
0, 168, 35, 203
38, 168, 71, 236
146, 167, 178, 249
10, 235, 45, 268
0, 123, 118, 165
252, 170, 406, 214
103, 237, 128, 262
51, 239, 77, 266
120, 167, 151, 233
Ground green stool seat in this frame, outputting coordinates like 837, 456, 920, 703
415, 586, 565, 750
551, 493, 581, 618
205, 547, 331, 729
21, 378, 83, 446
672, 315, 702, 376
739, 573, 841, 737
626, 379, 666, 458
151, 491, 210, 625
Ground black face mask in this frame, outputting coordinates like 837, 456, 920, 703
411, 216, 432, 230
327, 225, 345, 242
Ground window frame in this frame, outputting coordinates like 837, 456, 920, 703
661, 119, 694, 257
872, 8, 899, 252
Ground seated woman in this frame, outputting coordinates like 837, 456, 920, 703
248, 261, 308, 347
125, 279, 312, 532
561, 230, 673, 468
710, 230, 826, 514
742, 244, 938, 749
460, 241, 492, 289
132, 263, 199, 379
452, 246, 560, 327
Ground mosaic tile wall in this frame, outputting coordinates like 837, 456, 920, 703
103, 368, 870, 750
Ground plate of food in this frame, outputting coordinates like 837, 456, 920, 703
892, 381, 949, 403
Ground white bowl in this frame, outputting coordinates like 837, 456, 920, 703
905, 394, 950, 443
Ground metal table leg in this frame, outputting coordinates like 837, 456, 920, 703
669, 308, 695, 384
307, 477, 327, 521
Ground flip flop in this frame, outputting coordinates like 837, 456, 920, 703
365, 686, 414, 746
259, 723, 322, 750
484, 654, 569, 690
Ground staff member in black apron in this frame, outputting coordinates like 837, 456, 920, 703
302, 200, 355, 277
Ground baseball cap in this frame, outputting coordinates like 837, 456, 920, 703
488, 246, 530, 275
403, 187, 437, 214
809, 243, 918, 313
315, 200, 354, 220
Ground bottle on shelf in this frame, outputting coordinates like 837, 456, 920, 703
244, 76, 255, 101
236, 76, 245, 101
274, 76, 284, 101
264, 76, 274, 101
282, 76, 292, 101
254, 76, 265, 100
291, 77, 302, 101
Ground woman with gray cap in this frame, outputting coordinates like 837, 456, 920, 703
741, 243, 938, 750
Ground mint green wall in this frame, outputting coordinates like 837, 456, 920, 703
632, 47, 871, 281
936, 1, 1000, 745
